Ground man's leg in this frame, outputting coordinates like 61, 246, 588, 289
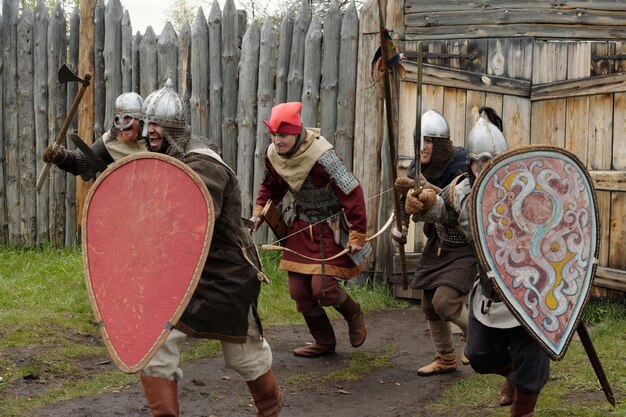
417, 288, 457, 376
141, 329, 187, 417
288, 272, 336, 357
222, 308, 283, 416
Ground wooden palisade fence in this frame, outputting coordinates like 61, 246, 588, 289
1, 0, 625, 298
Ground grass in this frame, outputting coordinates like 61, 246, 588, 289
425, 299, 626, 417
0, 246, 624, 416
0, 246, 406, 416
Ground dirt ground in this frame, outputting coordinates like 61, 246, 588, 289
32, 306, 473, 417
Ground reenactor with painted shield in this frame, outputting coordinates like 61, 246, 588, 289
404, 110, 550, 417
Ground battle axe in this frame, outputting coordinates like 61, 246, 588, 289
36, 64, 92, 192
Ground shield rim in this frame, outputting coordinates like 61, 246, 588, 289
81, 153, 215, 373
470, 145, 599, 360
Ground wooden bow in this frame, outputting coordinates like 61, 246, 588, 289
261, 212, 395, 262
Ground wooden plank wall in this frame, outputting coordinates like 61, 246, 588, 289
403, 1, 626, 40
396, 37, 626, 297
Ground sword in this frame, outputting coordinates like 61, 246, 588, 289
413, 42, 423, 192
36, 64, 92, 192
69, 133, 109, 173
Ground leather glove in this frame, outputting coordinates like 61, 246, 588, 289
391, 224, 408, 247
43, 145, 68, 164
405, 188, 437, 219
394, 176, 413, 196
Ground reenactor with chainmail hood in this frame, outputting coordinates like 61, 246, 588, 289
42, 92, 148, 179
252, 102, 370, 358
392, 109, 472, 376
139, 79, 282, 417
405, 110, 550, 416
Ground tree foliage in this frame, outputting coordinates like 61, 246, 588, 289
19, 0, 79, 13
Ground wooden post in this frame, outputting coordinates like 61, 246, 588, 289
320, 0, 341, 144
131, 31, 142, 94
301, 17, 322, 128
65, 6, 80, 246
275, 11, 293, 105
208, 1, 223, 150
139, 27, 158, 98
3, 0, 19, 244
253, 19, 276, 244
93, 0, 105, 137
237, 20, 260, 217
18, 8, 36, 246
191, 8, 209, 137
121, 11, 133, 93
222, 0, 240, 169
76, 0, 96, 233
34, 0, 49, 244
287, 0, 311, 103
335, 0, 359, 170
103, 0, 123, 129
48, 3, 67, 246
157, 23, 179, 90
178, 21, 192, 125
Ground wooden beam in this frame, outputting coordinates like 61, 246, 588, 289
404, 24, 626, 41
531, 72, 626, 101
595, 266, 626, 293
403, 61, 530, 97
405, 9, 626, 28
590, 171, 626, 192
405, 1, 626, 14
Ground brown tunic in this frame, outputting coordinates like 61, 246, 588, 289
175, 151, 262, 343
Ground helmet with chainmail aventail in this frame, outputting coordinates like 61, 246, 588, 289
416, 109, 457, 181
141, 78, 193, 156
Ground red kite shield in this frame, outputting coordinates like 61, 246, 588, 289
471, 146, 599, 360
82, 153, 214, 373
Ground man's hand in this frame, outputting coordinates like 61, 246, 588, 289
390, 224, 408, 247
348, 243, 363, 254
405, 188, 437, 219
394, 176, 413, 196
43, 145, 68, 164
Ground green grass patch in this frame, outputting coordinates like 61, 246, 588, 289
426, 307, 626, 417
284, 344, 397, 390
0, 246, 405, 415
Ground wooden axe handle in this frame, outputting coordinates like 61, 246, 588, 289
36, 73, 92, 193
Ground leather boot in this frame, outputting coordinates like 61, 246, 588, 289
417, 320, 456, 376
293, 307, 336, 357
140, 375, 179, 417
511, 390, 539, 417
417, 353, 457, 376
246, 369, 283, 417
334, 296, 366, 347
499, 378, 515, 406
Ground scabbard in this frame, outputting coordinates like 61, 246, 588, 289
70, 133, 109, 173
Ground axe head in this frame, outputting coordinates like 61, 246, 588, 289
58, 64, 90, 86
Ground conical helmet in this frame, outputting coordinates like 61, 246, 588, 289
141, 79, 186, 134
467, 116, 508, 163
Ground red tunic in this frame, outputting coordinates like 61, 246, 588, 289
256, 144, 367, 279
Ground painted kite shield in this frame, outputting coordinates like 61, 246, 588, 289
471, 146, 599, 360
82, 153, 215, 373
